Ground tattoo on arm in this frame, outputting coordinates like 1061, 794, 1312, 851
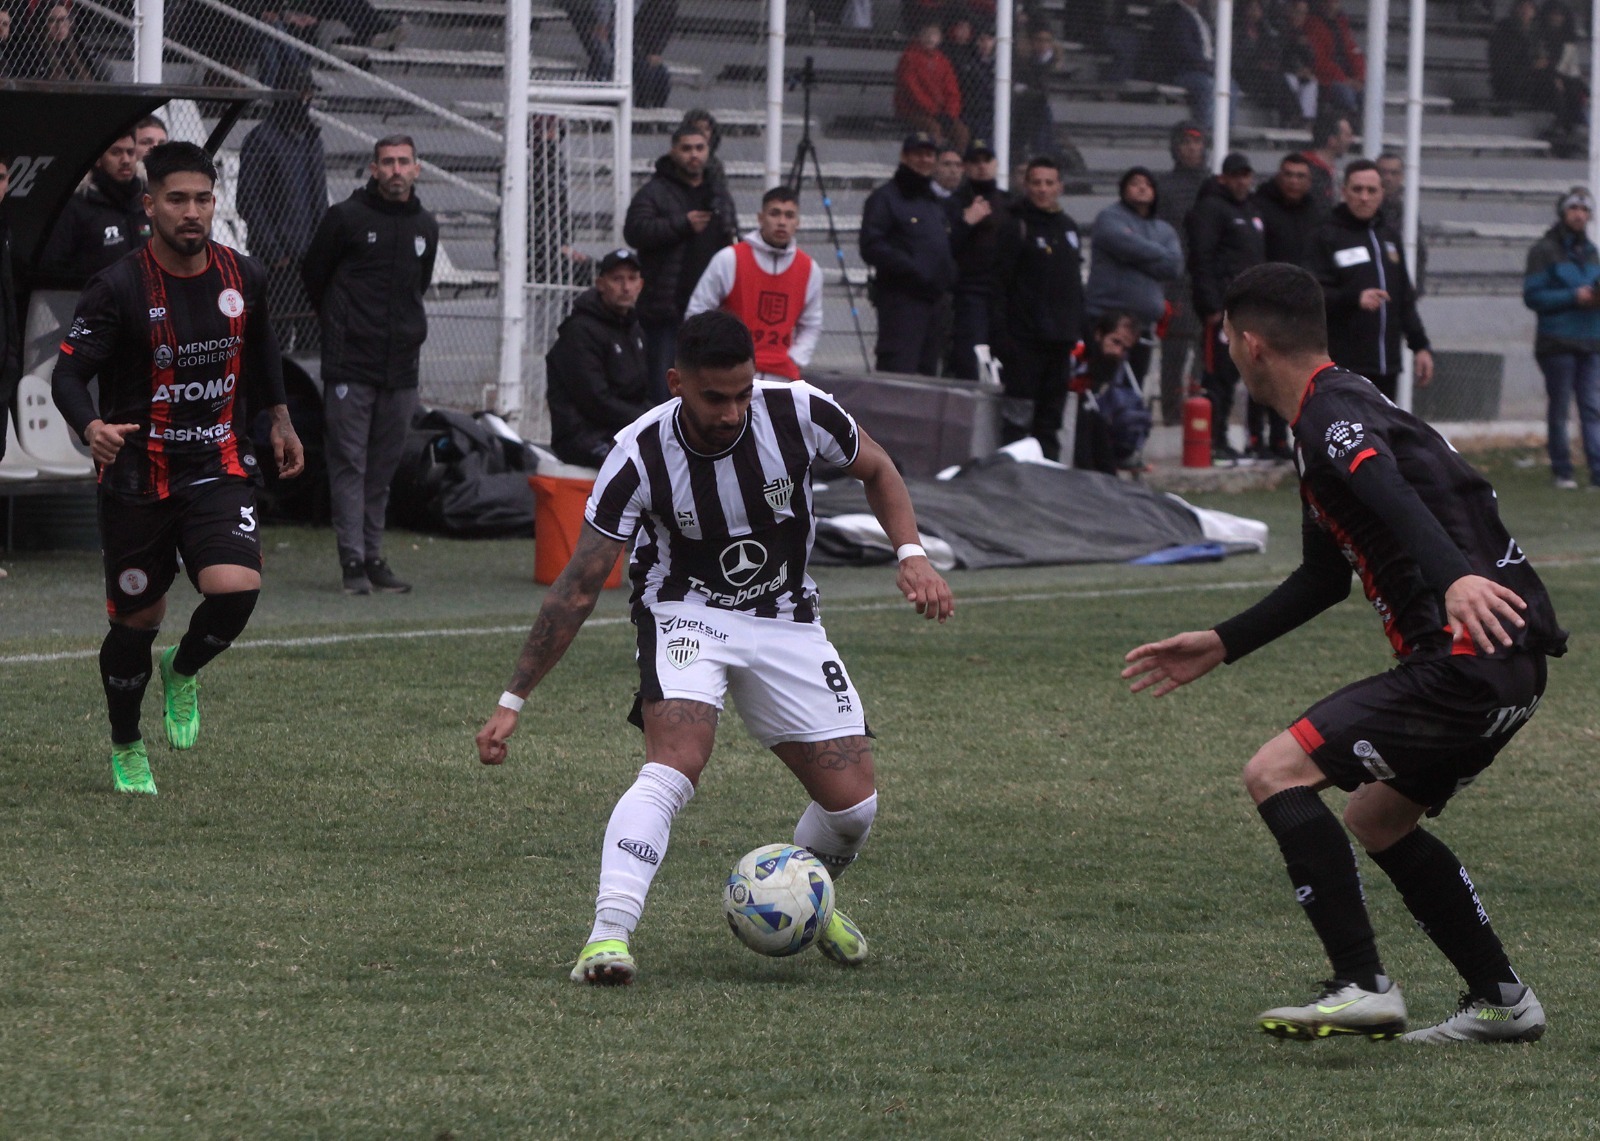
506, 528, 623, 694
795, 735, 873, 772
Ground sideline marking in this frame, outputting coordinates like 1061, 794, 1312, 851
0, 579, 1282, 666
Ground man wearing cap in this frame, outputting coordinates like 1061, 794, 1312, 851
1307, 158, 1432, 405
1523, 187, 1600, 490
860, 133, 958, 375
546, 249, 652, 468
1085, 166, 1184, 386
1155, 122, 1209, 425
685, 186, 823, 381
1187, 151, 1265, 463
945, 138, 1009, 379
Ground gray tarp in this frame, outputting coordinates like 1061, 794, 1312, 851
812, 456, 1226, 569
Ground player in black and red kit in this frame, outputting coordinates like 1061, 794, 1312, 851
52, 142, 305, 796
1124, 263, 1566, 1045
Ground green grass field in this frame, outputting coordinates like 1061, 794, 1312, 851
3, 452, 1598, 1138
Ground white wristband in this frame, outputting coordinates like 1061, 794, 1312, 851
895, 543, 927, 563
498, 690, 525, 712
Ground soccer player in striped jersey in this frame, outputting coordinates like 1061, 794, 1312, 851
476, 310, 955, 985
52, 142, 305, 796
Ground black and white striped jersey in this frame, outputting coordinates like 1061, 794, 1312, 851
584, 379, 861, 622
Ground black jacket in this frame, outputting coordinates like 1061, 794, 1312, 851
1250, 178, 1325, 267
990, 200, 1085, 347
1309, 204, 1429, 379
946, 178, 1011, 294
545, 289, 651, 468
38, 168, 150, 283
0, 204, 18, 461
1186, 179, 1265, 319
622, 155, 739, 324
301, 180, 439, 390
860, 164, 958, 302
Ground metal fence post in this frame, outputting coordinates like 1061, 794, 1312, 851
1397, 0, 1424, 412
1363, 0, 1390, 157
133, 0, 163, 83
1212, 0, 1233, 169
995, 0, 1012, 189
766, 0, 787, 191
498, 0, 532, 426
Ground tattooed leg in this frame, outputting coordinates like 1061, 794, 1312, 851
772, 735, 876, 811
640, 698, 719, 786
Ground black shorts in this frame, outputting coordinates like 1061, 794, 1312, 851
101, 480, 262, 617
1289, 652, 1547, 813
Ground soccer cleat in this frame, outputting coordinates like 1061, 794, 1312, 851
1401, 986, 1546, 1044
364, 558, 412, 594
159, 645, 200, 750
569, 939, 636, 985
341, 559, 372, 595
111, 740, 157, 796
1259, 977, 1407, 1041
1553, 477, 1580, 490
816, 908, 868, 966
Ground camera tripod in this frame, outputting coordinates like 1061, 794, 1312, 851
786, 55, 872, 371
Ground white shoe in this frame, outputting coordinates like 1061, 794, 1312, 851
1401, 985, 1545, 1044
1259, 977, 1407, 1040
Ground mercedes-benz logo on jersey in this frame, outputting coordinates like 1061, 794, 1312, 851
153, 344, 173, 370
762, 476, 794, 511
719, 539, 768, 586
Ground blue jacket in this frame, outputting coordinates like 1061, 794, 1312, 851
860, 164, 957, 301
1523, 223, 1600, 355
1085, 200, 1184, 324
238, 105, 327, 267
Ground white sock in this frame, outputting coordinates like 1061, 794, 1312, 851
793, 792, 877, 881
587, 762, 696, 945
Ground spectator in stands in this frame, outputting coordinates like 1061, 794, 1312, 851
933, 146, 965, 197
133, 115, 167, 164
895, 23, 970, 152
1234, 0, 1303, 127
635, 0, 677, 108
990, 156, 1084, 460
1245, 153, 1321, 458
1011, 26, 1063, 161
1490, 0, 1544, 107
0, 9, 14, 78
1275, 0, 1320, 125
1522, 187, 1600, 490
1307, 158, 1432, 403
18, 3, 100, 81
1303, 0, 1363, 115
530, 114, 593, 287
1154, 121, 1208, 425
563, 0, 614, 80
680, 109, 731, 205
1304, 106, 1353, 209
860, 132, 957, 375
623, 125, 739, 401
943, 17, 996, 141
686, 186, 823, 381
239, 62, 327, 350
1141, 0, 1223, 131
1535, 0, 1589, 153
945, 137, 1008, 379
301, 134, 438, 596
38, 132, 148, 282
1085, 166, 1184, 386
1187, 152, 1265, 463
546, 248, 651, 469
278, 0, 405, 49
1376, 151, 1427, 293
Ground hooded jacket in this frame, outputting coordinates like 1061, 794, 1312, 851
1250, 176, 1326, 267
622, 153, 739, 325
1186, 177, 1265, 319
545, 288, 651, 467
1309, 202, 1429, 379
238, 101, 328, 267
860, 163, 958, 301
946, 178, 1011, 294
684, 228, 825, 370
301, 179, 439, 389
894, 40, 963, 120
1523, 221, 1600, 355
38, 167, 150, 282
990, 199, 1084, 346
1085, 189, 1184, 324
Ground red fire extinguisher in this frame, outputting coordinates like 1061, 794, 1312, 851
1182, 388, 1212, 468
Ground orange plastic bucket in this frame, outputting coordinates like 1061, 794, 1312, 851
529, 474, 625, 588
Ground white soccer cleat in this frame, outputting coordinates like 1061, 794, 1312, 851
1259, 977, 1407, 1041
1401, 985, 1545, 1044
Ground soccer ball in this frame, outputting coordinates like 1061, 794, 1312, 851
723, 843, 835, 957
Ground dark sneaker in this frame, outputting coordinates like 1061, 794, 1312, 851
1212, 444, 1242, 466
364, 558, 412, 593
342, 559, 371, 595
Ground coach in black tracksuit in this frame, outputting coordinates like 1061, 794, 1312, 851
1307, 159, 1432, 403
989, 156, 1084, 461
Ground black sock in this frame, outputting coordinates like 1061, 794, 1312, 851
172, 590, 259, 676
1368, 827, 1519, 1001
100, 623, 159, 745
1257, 786, 1385, 989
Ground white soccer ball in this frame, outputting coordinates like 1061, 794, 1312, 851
723, 843, 836, 957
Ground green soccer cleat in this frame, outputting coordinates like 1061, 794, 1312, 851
1259, 977, 1407, 1041
159, 645, 200, 750
569, 939, 636, 985
111, 740, 157, 796
816, 908, 868, 966
1401, 986, 1546, 1044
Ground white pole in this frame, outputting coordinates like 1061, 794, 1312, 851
1589, 0, 1600, 239
1212, 0, 1233, 171
995, 0, 1013, 189
1397, 0, 1424, 412
765, 0, 786, 189
498, 0, 532, 426
1363, 0, 1389, 157
615, 0, 635, 242
132, 0, 163, 83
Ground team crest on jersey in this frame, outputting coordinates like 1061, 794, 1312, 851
118, 568, 149, 596
414, 235, 427, 257
1324, 420, 1365, 459
758, 290, 789, 325
217, 288, 245, 318
719, 539, 768, 586
153, 344, 173, 370
762, 476, 794, 511
665, 636, 699, 669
